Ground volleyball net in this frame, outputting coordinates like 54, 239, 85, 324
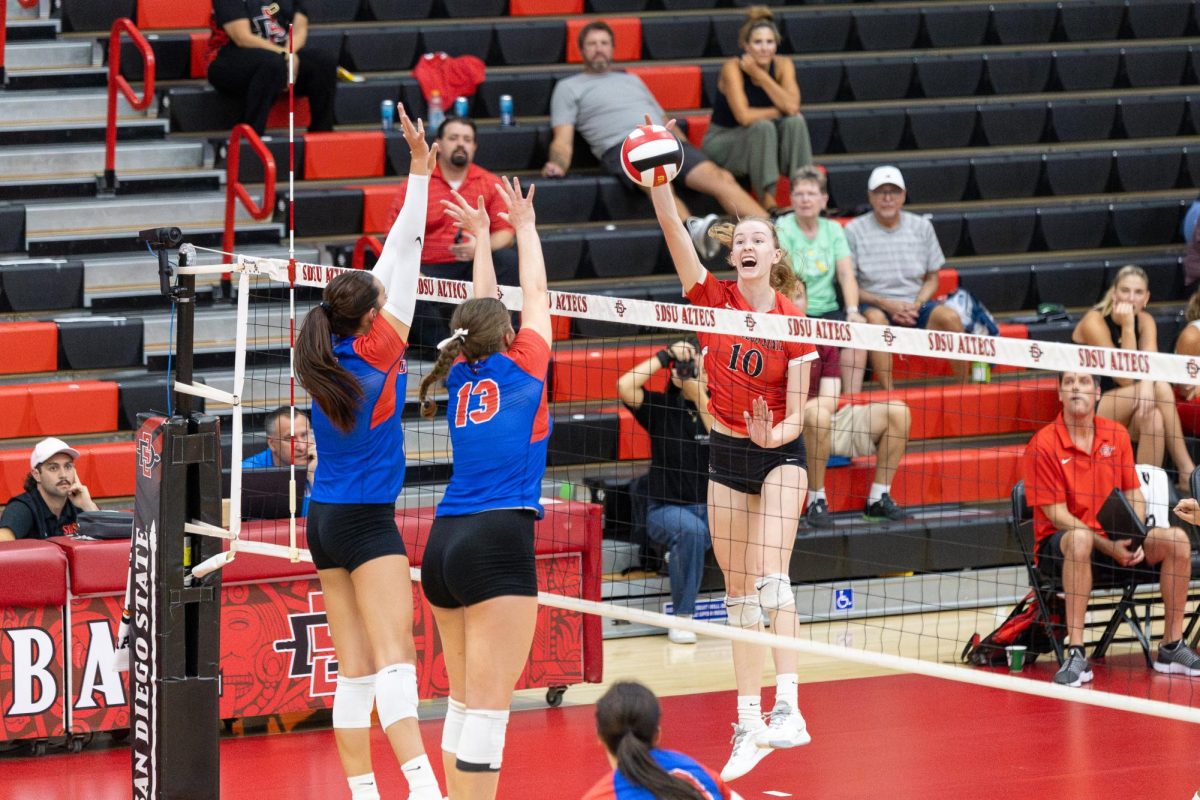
178, 245, 1200, 725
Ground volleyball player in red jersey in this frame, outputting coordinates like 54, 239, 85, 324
649, 120, 817, 783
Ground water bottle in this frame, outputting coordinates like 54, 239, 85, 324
380, 99, 395, 131
971, 361, 991, 383
453, 95, 469, 118
427, 90, 445, 130
499, 94, 514, 126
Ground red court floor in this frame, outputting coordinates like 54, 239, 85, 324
3, 671, 1199, 799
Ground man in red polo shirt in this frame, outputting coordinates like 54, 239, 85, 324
1024, 371, 1200, 686
384, 115, 517, 356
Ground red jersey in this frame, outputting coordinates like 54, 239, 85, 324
1024, 413, 1140, 547
384, 162, 514, 265
686, 272, 817, 434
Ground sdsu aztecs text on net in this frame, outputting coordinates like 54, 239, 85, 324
620, 124, 684, 188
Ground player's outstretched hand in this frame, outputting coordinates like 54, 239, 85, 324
442, 190, 490, 240
744, 396, 775, 449
399, 105, 436, 175
496, 176, 536, 230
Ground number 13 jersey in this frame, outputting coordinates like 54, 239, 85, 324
437, 328, 552, 518
686, 271, 817, 435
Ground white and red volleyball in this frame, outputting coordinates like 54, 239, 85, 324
619, 124, 684, 188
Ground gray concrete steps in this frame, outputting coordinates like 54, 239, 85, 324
3, 40, 93, 70
0, 89, 144, 127
0, 141, 210, 180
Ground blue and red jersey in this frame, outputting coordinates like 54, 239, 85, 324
310, 320, 408, 504
581, 749, 733, 800
437, 328, 551, 518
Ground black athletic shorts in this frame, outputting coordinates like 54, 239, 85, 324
1035, 531, 1152, 587
708, 430, 807, 495
306, 500, 407, 572
421, 509, 538, 609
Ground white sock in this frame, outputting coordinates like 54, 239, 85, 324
774, 673, 799, 711
809, 488, 826, 504
868, 483, 889, 504
347, 773, 380, 800
400, 754, 440, 794
737, 695, 763, 728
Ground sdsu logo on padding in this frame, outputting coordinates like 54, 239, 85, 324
272, 592, 338, 696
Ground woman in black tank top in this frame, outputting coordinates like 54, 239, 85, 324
1072, 265, 1195, 489
702, 7, 812, 214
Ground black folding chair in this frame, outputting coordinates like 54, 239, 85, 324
1011, 480, 1154, 666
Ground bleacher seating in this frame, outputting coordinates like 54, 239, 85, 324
1, 0, 1198, 600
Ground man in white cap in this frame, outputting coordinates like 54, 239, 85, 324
0, 437, 98, 540
844, 165, 966, 391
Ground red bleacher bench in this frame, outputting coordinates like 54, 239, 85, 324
565, 17, 640, 62
551, 344, 667, 403
0, 540, 67, 608
628, 65, 701, 111
0, 441, 135, 502
681, 113, 710, 149
189, 32, 211, 78
511, 0, 583, 14
0, 322, 58, 375
350, 183, 401, 234
305, 132, 386, 180
0, 381, 119, 440
138, 0, 212, 29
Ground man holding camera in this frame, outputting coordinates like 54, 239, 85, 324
618, 341, 713, 644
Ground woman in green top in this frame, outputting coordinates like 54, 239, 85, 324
775, 166, 868, 392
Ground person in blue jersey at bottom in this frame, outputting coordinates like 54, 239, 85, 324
582, 682, 743, 800
416, 175, 553, 800
292, 106, 443, 800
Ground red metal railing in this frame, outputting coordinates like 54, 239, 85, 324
351, 235, 383, 269
222, 123, 277, 267
101, 18, 156, 193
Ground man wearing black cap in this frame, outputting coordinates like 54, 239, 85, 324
0, 437, 99, 540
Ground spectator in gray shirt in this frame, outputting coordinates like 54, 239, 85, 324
844, 166, 966, 391
542, 20, 767, 259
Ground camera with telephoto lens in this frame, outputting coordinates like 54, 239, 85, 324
672, 357, 696, 380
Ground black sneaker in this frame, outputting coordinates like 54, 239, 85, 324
1153, 642, 1200, 676
804, 498, 833, 528
1052, 647, 1093, 687
863, 493, 905, 522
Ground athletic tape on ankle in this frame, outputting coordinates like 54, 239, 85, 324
333, 674, 376, 729
375, 663, 419, 730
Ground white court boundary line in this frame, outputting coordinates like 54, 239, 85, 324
181, 245, 1200, 725
181, 246, 1200, 386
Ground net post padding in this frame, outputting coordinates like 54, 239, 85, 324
130, 413, 224, 800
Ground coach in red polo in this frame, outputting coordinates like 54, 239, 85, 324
1024, 371, 1199, 686
384, 115, 517, 356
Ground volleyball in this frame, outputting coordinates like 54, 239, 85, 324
619, 124, 684, 188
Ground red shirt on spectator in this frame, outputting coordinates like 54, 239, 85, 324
1024, 412, 1140, 547
384, 163, 513, 265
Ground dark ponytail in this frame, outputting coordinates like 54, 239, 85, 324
595, 683, 707, 800
294, 270, 379, 433
417, 297, 512, 419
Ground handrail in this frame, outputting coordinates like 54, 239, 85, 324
222, 123, 278, 268
351, 235, 383, 269
101, 18, 156, 194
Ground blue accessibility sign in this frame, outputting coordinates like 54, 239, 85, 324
833, 588, 854, 611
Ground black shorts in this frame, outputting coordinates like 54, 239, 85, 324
306, 501, 407, 572
600, 138, 706, 188
421, 509, 538, 609
1036, 532, 1152, 587
708, 430, 807, 495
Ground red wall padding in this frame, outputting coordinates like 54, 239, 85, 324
0, 541, 67, 607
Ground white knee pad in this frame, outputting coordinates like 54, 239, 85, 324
756, 573, 795, 611
375, 663, 419, 731
332, 674, 376, 729
441, 697, 467, 754
455, 709, 510, 773
725, 595, 762, 629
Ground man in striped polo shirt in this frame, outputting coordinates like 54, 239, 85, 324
845, 165, 966, 389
